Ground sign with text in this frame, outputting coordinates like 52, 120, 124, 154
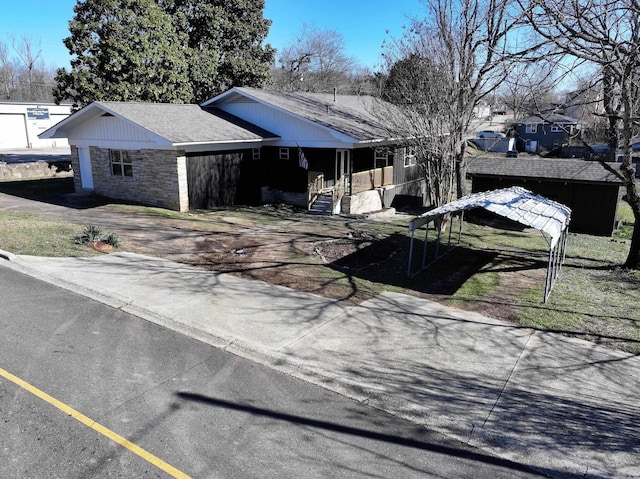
27, 107, 50, 121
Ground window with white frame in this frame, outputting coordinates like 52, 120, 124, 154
404, 147, 417, 167
279, 147, 289, 160
375, 148, 390, 168
525, 124, 537, 134
550, 124, 562, 132
110, 150, 132, 177
252, 148, 261, 160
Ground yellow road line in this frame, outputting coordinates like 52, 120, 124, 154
0, 367, 191, 479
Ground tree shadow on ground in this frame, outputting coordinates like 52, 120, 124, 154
176, 392, 548, 478
325, 232, 540, 296
0, 177, 115, 209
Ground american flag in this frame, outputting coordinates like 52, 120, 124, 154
298, 146, 308, 170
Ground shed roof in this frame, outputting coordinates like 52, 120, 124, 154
205, 87, 394, 143
466, 156, 623, 184
410, 186, 571, 248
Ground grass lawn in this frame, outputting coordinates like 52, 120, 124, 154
1, 177, 639, 353
0, 211, 98, 257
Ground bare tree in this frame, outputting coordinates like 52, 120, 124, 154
381, 0, 518, 207
496, 61, 559, 119
273, 23, 357, 93
519, 0, 640, 268
0, 40, 15, 100
0, 36, 55, 102
11, 35, 43, 100
378, 54, 457, 209
561, 75, 610, 145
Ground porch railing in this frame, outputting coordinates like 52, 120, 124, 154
307, 171, 324, 208
351, 166, 393, 194
332, 175, 347, 211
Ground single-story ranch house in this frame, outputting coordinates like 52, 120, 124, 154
40, 88, 425, 215
466, 156, 624, 236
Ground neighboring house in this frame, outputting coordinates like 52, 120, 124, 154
466, 156, 623, 236
491, 104, 513, 117
40, 88, 425, 215
515, 113, 579, 152
473, 101, 491, 119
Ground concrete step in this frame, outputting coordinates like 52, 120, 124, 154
309, 193, 333, 215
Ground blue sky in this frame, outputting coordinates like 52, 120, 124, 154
0, 0, 425, 71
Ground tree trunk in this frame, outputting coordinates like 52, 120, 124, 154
620, 75, 640, 269
602, 67, 621, 162
455, 147, 468, 198
625, 213, 640, 269
622, 171, 640, 269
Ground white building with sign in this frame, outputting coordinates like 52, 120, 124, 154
0, 102, 71, 149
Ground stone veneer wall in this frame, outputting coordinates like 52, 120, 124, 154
75, 146, 188, 211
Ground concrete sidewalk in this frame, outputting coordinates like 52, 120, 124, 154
2, 251, 639, 478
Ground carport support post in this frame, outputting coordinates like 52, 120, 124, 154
421, 221, 430, 269
544, 247, 553, 303
434, 219, 441, 261
407, 228, 415, 277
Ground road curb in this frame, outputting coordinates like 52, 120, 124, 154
0, 249, 17, 261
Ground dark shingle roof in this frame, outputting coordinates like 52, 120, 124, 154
466, 156, 623, 184
221, 88, 393, 142
96, 102, 278, 144
516, 113, 578, 125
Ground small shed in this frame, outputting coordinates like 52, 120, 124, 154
466, 156, 623, 236
408, 186, 571, 302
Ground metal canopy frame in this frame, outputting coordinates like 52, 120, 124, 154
407, 187, 571, 303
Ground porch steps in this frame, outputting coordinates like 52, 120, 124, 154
309, 192, 333, 215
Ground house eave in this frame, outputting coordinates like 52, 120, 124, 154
173, 137, 279, 148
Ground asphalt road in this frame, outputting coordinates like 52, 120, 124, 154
0, 266, 546, 478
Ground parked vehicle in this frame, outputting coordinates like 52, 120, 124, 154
477, 130, 506, 138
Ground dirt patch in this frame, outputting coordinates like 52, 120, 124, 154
111, 211, 544, 318
312, 231, 399, 272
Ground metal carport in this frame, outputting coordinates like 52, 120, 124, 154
407, 186, 571, 302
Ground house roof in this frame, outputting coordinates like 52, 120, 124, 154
466, 156, 623, 184
40, 101, 279, 145
205, 87, 394, 143
410, 186, 571, 248
517, 113, 578, 125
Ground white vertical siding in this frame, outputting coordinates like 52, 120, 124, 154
221, 100, 346, 146
69, 116, 166, 149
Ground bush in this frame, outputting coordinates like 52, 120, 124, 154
102, 232, 121, 248
75, 224, 103, 245
74, 225, 121, 248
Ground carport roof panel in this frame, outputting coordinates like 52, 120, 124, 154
410, 186, 571, 247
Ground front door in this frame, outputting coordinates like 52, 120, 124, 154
78, 147, 94, 190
